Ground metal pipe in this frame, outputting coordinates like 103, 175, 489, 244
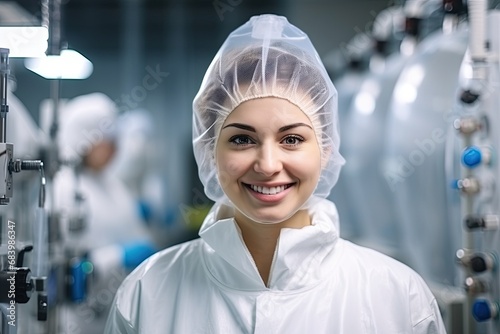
0, 48, 9, 144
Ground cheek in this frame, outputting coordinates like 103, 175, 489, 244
293, 161, 321, 182
216, 150, 247, 190
286, 148, 321, 180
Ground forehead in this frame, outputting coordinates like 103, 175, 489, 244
224, 97, 313, 128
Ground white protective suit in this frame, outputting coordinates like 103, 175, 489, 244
105, 197, 445, 334
53, 93, 155, 333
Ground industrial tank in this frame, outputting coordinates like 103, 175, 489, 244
383, 24, 468, 286
328, 32, 372, 240
341, 0, 445, 261
341, 5, 408, 258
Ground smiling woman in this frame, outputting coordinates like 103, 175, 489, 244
105, 14, 447, 334
216, 97, 321, 227
193, 35, 344, 204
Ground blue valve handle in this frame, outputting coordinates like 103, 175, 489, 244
473, 299, 498, 322
462, 146, 482, 168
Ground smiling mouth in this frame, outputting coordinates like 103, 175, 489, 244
244, 183, 295, 195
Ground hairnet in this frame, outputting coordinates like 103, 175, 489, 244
193, 14, 345, 204
58, 92, 118, 163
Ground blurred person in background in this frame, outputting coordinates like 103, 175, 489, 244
52, 92, 157, 333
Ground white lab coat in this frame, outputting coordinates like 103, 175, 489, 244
105, 197, 446, 334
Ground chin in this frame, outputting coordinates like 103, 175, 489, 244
241, 207, 297, 225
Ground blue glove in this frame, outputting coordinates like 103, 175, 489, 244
122, 241, 157, 270
137, 199, 153, 224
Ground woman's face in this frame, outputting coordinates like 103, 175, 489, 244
216, 97, 321, 225
83, 139, 116, 172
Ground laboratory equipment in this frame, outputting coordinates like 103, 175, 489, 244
450, 2, 500, 332
0, 48, 48, 334
382, 0, 467, 286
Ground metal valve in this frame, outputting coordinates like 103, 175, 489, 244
470, 253, 496, 273
453, 117, 481, 135
465, 214, 499, 230
459, 89, 480, 104
451, 177, 480, 195
456, 249, 496, 273
464, 276, 489, 294
0, 245, 34, 304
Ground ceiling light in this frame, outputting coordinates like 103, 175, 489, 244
24, 49, 93, 80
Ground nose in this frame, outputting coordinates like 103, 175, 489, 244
254, 142, 283, 176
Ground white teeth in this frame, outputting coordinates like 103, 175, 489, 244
250, 185, 287, 195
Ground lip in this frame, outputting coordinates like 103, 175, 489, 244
242, 182, 295, 203
245, 182, 293, 187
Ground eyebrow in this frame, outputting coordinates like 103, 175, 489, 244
222, 122, 313, 133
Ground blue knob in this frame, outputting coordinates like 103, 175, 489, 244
69, 258, 88, 302
462, 146, 482, 168
472, 299, 496, 322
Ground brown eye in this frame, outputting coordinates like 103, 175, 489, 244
281, 135, 304, 146
229, 135, 255, 146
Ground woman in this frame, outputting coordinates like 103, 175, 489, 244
105, 14, 446, 333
